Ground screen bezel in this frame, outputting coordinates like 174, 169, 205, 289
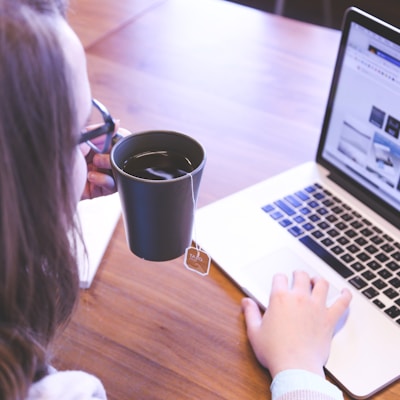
316, 7, 400, 229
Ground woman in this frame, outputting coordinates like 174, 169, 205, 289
0, 0, 352, 398
0, 0, 111, 398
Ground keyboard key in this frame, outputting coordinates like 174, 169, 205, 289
349, 276, 368, 289
279, 219, 292, 227
389, 277, 400, 288
344, 229, 357, 238
294, 215, 306, 223
367, 260, 381, 270
351, 261, 365, 272
376, 253, 389, 263
317, 208, 328, 215
285, 195, 302, 207
387, 261, 399, 271
318, 221, 330, 230
350, 220, 363, 229
302, 223, 314, 231
332, 246, 344, 255
371, 235, 384, 245
341, 213, 353, 221
308, 200, 319, 208
374, 299, 386, 309
288, 226, 304, 237
366, 245, 378, 254
393, 251, 400, 261
381, 244, 394, 253
262, 204, 274, 213
321, 238, 334, 247
335, 222, 347, 230
305, 185, 316, 193
385, 305, 400, 319
337, 236, 350, 245
275, 200, 296, 216
361, 228, 373, 237
373, 279, 387, 290
363, 287, 379, 299
383, 234, 393, 242
327, 214, 339, 223
299, 236, 353, 278
295, 191, 309, 201
312, 230, 324, 239
384, 288, 398, 299
357, 252, 371, 262
341, 253, 355, 263
332, 206, 343, 214
362, 270, 376, 281
327, 228, 340, 238
347, 244, 360, 253
378, 269, 392, 279
372, 226, 382, 234
313, 192, 325, 200
270, 211, 284, 220
322, 199, 335, 207
355, 237, 368, 246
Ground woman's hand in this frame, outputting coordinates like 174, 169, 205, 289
80, 126, 131, 200
81, 150, 116, 200
242, 271, 352, 378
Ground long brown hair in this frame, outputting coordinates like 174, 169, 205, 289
0, 0, 80, 398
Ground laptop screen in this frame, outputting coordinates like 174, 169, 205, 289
318, 8, 400, 222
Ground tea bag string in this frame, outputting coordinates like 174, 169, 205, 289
189, 173, 201, 252
184, 173, 211, 276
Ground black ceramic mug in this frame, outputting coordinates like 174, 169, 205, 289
110, 130, 206, 261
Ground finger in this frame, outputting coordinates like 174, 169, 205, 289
241, 298, 263, 335
87, 171, 116, 192
118, 127, 131, 137
292, 270, 312, 292
310, 276, 329, 300
271, 273, 289, 294
93, 153, 112, 170
328, 288, 352, 323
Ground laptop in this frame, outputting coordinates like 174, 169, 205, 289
76, 193, 121, 288
195, 7, 400, 399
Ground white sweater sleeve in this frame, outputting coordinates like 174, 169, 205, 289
27, 370, 107, 400
271, 370, 344, 400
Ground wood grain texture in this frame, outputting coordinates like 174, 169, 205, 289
52, 1, 400, 399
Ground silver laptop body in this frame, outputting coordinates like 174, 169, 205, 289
196, 8, 400, 398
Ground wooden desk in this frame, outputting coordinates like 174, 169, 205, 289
53, 0, 398, 399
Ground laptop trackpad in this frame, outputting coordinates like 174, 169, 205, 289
238, 247, 342, 309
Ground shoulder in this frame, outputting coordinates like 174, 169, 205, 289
27, 370, 106, 400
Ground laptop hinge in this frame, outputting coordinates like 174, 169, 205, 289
328, 171, 400, 231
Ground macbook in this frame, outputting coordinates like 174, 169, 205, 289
195, 7, 400, 398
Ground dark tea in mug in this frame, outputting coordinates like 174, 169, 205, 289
122, 150, 194, 180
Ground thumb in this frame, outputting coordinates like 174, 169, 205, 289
242, 298, 263, 335
328, 288, 352, 326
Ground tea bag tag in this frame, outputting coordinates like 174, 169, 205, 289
184, 247, 211, 276
185, 173, 211, 276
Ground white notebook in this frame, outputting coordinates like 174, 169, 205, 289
76, 193, 121, 288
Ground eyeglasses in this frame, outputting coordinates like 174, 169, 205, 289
78, 99, 116, 154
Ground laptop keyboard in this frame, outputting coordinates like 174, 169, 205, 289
262, 183, 400, 324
